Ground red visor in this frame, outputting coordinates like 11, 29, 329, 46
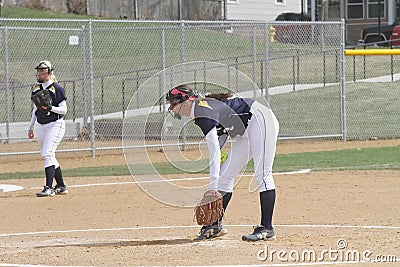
170, 88, 186, 96
170, 88, 196, 100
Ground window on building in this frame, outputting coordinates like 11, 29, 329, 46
397, 0, 400, 19
347, 0, 363, 19
328, 0, 340, 19
317, 0, 341, 20
368, 0, 385, 18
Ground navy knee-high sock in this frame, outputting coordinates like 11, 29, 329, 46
260, 189, 276, 230
45, 165, 55, 188
54, 166, 65, 187
212, 191, 232, 225
221, 191, 232, 212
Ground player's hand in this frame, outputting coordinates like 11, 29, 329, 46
28, 130, 34, 139
41, 105, 52, 112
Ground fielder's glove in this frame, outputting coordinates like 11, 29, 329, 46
31, 89, 52, 112
195, 190, 223, 226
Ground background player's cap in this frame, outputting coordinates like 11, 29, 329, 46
35, 60, 53, 72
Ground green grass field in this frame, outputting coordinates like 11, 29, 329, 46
1, 145, 399, 180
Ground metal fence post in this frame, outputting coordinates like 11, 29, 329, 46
72, 80, 76, 121
88, 20, 96, 157
252, 25, 257, 98
180, 21, 187, 151
161, 28, 168, 141
323, 50, 326, 86
296, 49, 300, 85
292, 54, 296, 91
390, 55, 394, 82
4, 27, 9, 143
340, 19, 347, 142
81, 25, 89, 127
180, 21, 186, 81
122, 77, 126, 118
134, 0, 138, 19
264, 22, 269, 103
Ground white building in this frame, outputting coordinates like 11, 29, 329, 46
225, 0, 306, 21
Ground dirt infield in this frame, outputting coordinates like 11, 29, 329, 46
0, 139, 399, 266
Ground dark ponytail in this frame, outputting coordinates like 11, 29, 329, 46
205, 93, 233, 101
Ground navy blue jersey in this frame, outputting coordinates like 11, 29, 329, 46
31, 83, 67, 124
194, 97, 254, 137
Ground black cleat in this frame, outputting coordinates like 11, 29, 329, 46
36, 186, 55, 197
54, 185, 68, 195
242, 225, 276, 242
194, 224, 228, 241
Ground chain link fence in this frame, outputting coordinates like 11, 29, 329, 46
0, 18, 396, 162
345, 51, 400, 140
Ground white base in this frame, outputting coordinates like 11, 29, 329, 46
0, 184, 24, 192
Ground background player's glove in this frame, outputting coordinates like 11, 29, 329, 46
31, 89, 52, 112
195, 190, 223, 226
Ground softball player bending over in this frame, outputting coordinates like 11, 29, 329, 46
166, 84, 279, 241
28, 60, 68, 197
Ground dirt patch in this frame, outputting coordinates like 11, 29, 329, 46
0, 139, 399, 266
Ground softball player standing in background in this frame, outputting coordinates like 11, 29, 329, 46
166, 84, 279, 241
28, 60, 68, 197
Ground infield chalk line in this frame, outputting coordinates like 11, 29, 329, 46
28, 169, 312, 190
1, 223, 399, 238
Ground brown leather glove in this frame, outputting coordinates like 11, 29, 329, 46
195, 190, 223, 226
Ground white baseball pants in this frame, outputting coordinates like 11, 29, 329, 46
218, 102, 279, 193
36, 119, 65, 168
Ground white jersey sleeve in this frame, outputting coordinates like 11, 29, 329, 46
205, 127, 221, 190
